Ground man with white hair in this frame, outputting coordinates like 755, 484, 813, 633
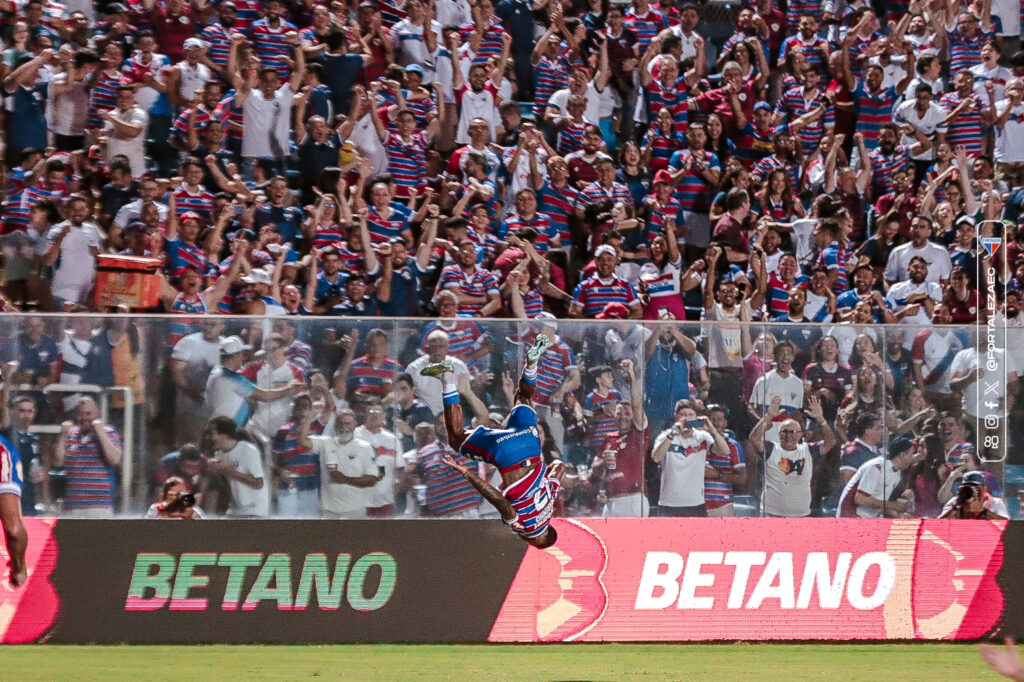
298, 407, 381, 519
405, 330, 470, 415
747, 395, 835, 517
206, 336, 304, 427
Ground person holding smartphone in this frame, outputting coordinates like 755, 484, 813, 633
650, 399, 730, 517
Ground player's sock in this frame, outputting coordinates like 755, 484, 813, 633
521, 363, 537, 386
443, 380, 459, 406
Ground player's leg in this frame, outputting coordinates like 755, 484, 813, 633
420, 360, 469, 449
0, 494, 27, 586
515, 333, 551, 404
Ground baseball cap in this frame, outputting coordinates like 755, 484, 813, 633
180, 211, 203, 223
962, 471, 987, 486
594, 244, 617, 259
653, 169, 674, 185
886, 435, 914, 460
219, 336, 251, 355
595, 302, 629, 319
753, 101, 772, 112
183, 37, 206, 51
241, 268, 273, 286
405, 64, 424, 76
124, 221, 147, 234
229, 228, 257, 242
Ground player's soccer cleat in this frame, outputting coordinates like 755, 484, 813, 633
527, 334, 551, 364
420, 358, 455, 379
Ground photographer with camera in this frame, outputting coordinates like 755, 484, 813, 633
146, 476, 204, 519
939, 470, 1009, 519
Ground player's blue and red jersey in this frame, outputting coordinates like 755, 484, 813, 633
460, 404, 559, 539
0, 433, 24, 497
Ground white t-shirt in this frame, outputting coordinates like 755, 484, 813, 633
391, 19, 442, 83
104, 106, 150, 177
347, 112, 389, 176
884, 241, 953, 283
893, 100, 949, 161
971, 63, 1013, 101
354, 425, 400, 509
654, 427, 715, 508
405, 354, 470, 415
763, 440, 816, 517
950, 347, 1017, 417
886, 280, 943, 329
313, 435, 378, 516
704, 302, 743, 368
205, 365, 256, 426
247, 360, 302, 438
749, 369, 804, 412
46, 221, 102, 303
995, 98, 1024, 164
241, 84, 295, 159
992, 0, 1021, 35
547, 82, 603, 126
917, 327, 962, 393
839, 456, 899, 519
175, 60, 211, 102
223, 440, 270, 517
454, 82, 501, 144
49, 72, 90, 136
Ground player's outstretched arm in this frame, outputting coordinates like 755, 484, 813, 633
980, 638, 1024, 681
442, 455, 515, 521
0, 494, 27, 587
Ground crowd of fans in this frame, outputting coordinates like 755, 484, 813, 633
0, 0, 1022, 518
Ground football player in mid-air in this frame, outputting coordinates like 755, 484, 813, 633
421, 334, 563, 548
0, 428, 28, 586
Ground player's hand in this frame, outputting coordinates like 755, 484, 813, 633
8, 561, 27, 588
441, 454, 470, 476
979, 638, 1024, 680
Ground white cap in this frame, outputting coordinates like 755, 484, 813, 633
594, 244, 617, 259
241, 268, 273, 286
183, 37, 206, 51
219, 336, 251, 355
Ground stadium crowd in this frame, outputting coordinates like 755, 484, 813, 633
0, 0, 1021, 519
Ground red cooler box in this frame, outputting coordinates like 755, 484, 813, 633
94, 254, 163, 309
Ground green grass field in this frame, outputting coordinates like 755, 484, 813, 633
2, 644, 1008, 681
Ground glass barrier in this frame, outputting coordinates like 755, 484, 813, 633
0, 314, 1016, 521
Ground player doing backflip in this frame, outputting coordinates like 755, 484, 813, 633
0, 429, 28, 586
421, 334, 563, 548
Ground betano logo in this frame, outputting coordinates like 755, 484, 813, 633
125, 552, 397, 612
634, 551, 894, 611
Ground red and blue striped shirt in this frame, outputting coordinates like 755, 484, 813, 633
436, 264, 500, 316
248, 19, 298, 78
416, 441, 481, 516
63, 424, 122, 509
537, 181, 580, 244
273, 418, 324, 491
385, 131, 429, 197
348, 355, 403, 397
939, 90, 986, 156
571, 274, 640, 317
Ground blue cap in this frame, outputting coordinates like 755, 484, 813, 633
753, 101, 771, 112
405, 64, 424, 76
